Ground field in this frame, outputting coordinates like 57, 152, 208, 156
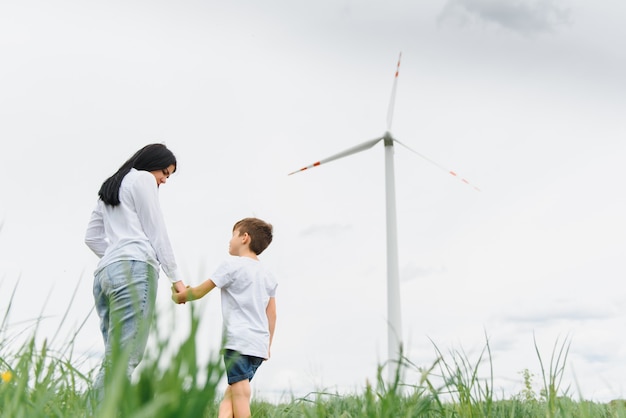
2, 290, 626, 418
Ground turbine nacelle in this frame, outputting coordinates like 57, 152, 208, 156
383, 131, 394, 146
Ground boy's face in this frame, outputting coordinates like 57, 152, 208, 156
228, 228, 245, 256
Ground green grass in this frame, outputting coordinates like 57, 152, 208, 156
2, 283, 626, 417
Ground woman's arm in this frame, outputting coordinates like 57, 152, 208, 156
84, 202, 108, 257
132, 172, 181, 283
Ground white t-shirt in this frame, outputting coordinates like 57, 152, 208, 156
84, 168, 181, 283
211, 256, 278, 359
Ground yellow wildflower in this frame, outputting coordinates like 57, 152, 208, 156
1, 370, 12, 383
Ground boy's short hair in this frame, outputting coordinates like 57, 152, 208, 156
233, 218, 273, 255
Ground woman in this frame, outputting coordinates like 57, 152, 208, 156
85, 143, 186, 396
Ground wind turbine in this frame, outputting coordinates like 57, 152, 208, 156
288, 53, 479, 382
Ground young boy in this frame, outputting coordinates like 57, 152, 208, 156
172, 217, 277, 418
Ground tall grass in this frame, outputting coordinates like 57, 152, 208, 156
0, 279, 92, 417
2, 280, 626, 417
0, 279, 226, 418
88, 303, 224, 418
424, 334, 495, 417
534, 333, 571, 418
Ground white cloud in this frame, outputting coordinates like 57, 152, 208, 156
438, 0, 571, 35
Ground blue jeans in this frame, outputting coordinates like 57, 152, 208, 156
92, 260, 158, 395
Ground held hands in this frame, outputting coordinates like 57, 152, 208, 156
171, 281, 191, 304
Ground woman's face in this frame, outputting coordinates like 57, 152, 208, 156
150, 164, 175, 187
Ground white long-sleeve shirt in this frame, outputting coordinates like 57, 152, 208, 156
85, 168, 181, 283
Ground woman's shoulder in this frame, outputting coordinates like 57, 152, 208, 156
123, 169, 155, 188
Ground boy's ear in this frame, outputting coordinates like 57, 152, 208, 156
242, 232, 251, 244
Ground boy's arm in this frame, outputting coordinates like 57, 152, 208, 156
171, 278, 217, 304
191, 278, 217, 300
265, 297, 277, 359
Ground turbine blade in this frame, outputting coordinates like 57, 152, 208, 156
394, 139, 481, 191
386, 52, 402, 132
288, 137, 384, 175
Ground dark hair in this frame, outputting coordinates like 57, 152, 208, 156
98, 143, 177, 206
233, 218, 273, 255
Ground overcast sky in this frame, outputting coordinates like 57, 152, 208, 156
1, 0, 625, 403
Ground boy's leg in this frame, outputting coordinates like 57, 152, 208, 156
219, 380, 252, 418
218, 386, 233, 418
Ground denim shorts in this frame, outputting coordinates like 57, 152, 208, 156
223, 349, 264, 385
